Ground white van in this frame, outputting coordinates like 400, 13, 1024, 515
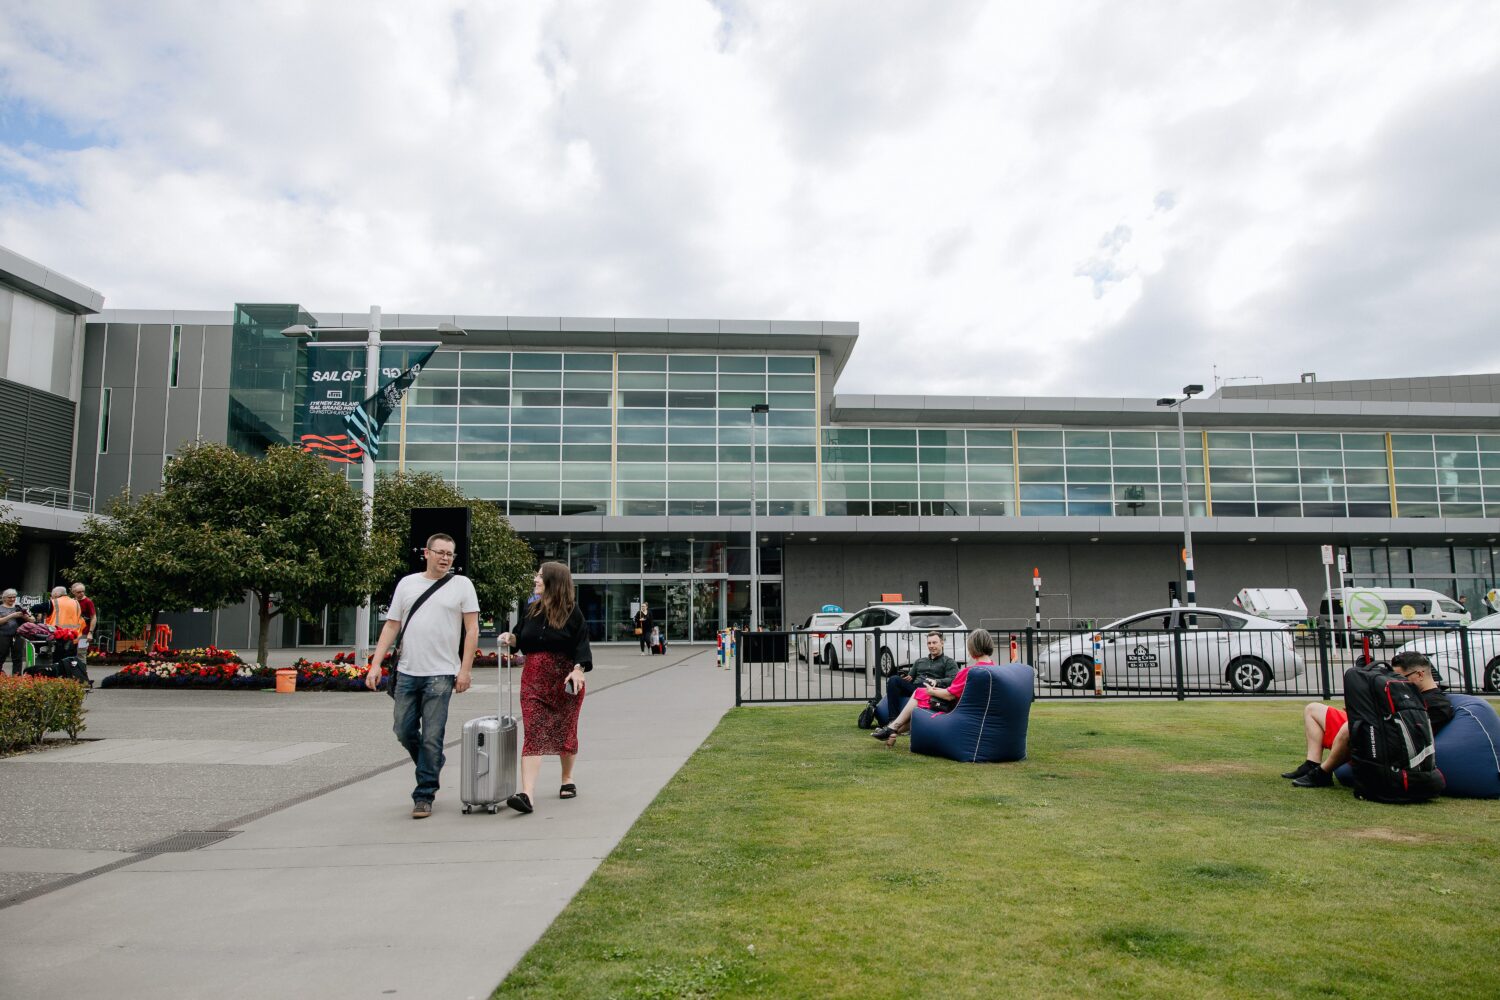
1318, 587, 1470, 646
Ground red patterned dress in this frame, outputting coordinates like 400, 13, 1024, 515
512, 606, 594, 757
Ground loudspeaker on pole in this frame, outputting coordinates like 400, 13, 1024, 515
408, 507, 471, 574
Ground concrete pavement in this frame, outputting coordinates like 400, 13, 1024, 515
0, 645, 735, 999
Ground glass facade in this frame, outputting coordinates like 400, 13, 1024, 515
1345, 545, 1500, 609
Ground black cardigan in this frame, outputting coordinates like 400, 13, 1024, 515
512, 605, 593, 671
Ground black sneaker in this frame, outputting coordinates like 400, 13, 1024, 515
1292, 767, 1334, 788
1281, 759, 1320, 780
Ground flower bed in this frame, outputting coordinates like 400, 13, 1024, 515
90, 645, 244, 667
331, 650, 505, 667
100, 659, 386, 692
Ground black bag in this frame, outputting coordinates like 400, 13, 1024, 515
1343, 664, 1445, 803
857, 702, 877, 729
386, 574, 455, 699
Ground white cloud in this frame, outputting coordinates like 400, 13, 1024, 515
1, 1, 1497, 398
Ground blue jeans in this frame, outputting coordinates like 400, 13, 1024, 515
392, 673, 455, 804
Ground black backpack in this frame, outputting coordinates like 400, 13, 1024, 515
1343, 664, 1445, 803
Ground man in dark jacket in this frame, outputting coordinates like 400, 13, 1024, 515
879, 631, 959, 718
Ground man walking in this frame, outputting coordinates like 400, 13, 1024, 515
365, 533, 479, 818
70, 583, 96, 658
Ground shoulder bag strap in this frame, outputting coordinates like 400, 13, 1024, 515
392, 574, 455, 662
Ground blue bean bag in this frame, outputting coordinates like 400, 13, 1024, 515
909, 663, 1034, 763
1334, 694, 1500, 798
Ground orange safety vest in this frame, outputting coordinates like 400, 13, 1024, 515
46, 595, 85, 629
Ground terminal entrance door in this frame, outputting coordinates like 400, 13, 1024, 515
643, 582, 690, 643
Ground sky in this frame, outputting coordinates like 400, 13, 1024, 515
2, 1, 1498, 399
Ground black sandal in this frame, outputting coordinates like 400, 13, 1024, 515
559, 783, 578, 799
505, 792, 533, 814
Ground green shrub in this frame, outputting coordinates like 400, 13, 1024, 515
0, 676, 88, 752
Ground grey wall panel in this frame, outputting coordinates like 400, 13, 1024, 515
1065, 544, 1176, 621
94, 452, 131, 506
199, 389, 229, 443
963, 544, 1066, 626
132, 389, 168, 454
0, 288, 12, 372
134, 324, 171, 389
784, 543, 848, 626
74, 389, 100, 497
159, 610, 214, 648
102, 325, 139, 385
51, 311, 74, 397
202, 326, 232, 389
174, 326, 206, 388
164, 398, 201, 454
81, 323, 105, 388
132, 451, 164, 493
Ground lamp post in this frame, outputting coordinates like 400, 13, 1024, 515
283, 306, 465, 662
749, 402, 770, 630
1156, 384, 1204, 608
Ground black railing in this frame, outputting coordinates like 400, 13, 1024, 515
735, 625, 1500, 705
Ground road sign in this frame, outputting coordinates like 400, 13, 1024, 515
1321, 545, 1334, 565
1346, 590, 1388, 629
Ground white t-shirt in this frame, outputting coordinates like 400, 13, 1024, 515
386, 573, 480, 676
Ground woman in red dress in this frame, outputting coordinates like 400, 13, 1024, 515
499, 561, 593, 814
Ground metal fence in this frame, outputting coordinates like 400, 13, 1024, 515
735, 625, 1500, 705
4, 486, 93, 513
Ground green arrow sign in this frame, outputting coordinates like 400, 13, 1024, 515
1346, 590, 1388, 629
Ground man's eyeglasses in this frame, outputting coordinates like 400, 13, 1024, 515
427, 549, 456, 559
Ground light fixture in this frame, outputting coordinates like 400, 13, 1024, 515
1379, 537, 1388, 542
809, 536, 818, 542
1247, 537, 1256, 542
1444, 537, 1454, 543
949, 536, 959, 542
1089, 536, 1099, 542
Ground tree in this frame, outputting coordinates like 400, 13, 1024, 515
0, 475, 20, 557
70, 442, 371, 665
371, 472, 535, 617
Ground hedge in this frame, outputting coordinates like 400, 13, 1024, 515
0, 676, 87, 752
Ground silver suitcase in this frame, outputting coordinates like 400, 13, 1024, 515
461, 649, 518, 814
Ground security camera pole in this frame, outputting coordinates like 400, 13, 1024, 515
1156, 384, 1204, 608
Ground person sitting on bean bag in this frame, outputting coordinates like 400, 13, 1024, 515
871, 629, 995, 746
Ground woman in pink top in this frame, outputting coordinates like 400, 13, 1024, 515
872, 629, 996, 746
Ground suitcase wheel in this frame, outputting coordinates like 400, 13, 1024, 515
462, 805, 471, 814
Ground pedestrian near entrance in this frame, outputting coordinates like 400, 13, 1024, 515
44, 586, 85, 657
0, 589, 31, 675
633, 602, 654, 654
499, 561, 592, 814
70, 583, 96, 658
366, 533, 479, 819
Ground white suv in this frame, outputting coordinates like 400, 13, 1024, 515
821, 604, 968, 678
794, 612, 852, 663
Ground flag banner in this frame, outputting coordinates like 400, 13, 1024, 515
297, 345, 437, 464
343, 347, 438, 461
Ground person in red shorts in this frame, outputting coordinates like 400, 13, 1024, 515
1281, 651, 1454, 784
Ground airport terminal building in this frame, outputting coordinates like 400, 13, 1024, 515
6, 244, 1500, 648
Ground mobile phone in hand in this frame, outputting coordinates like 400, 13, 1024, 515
564, 679, 577, 695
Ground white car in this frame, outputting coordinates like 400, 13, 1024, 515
794, 612, 851, 663
820, 604, 968, 678
1397, 614, 1500, 691
1036, 607, 1306, 693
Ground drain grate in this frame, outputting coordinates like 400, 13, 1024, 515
135, 830, 240, 853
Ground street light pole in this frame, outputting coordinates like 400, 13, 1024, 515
749, 402, 770, 630
1157, 384, 1204, 608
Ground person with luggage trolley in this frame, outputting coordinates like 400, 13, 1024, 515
499, 560, 593, 815
365, 533, 480, 819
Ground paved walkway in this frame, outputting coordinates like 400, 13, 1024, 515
0, 646, 735, 999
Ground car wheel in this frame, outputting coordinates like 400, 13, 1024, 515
1227, 656, 1271, 693
824, 644, 839, 671
1365, 630, 1387, 649
1485, 656, 1500, 692
1061, 656, 1093, 689
878, 648, 896, 677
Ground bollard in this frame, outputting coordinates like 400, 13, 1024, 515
1009, 633, 1019, 662
1092, 633, 1103, 697
275, 668, 297, 694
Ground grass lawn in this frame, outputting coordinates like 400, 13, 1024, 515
496, 700, 1500, 999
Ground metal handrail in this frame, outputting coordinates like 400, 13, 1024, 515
4, 486, 94, 513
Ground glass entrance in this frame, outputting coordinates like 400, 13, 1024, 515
692, 580, 722, 641
644, 582, 691, 642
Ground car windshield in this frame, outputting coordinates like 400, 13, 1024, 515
910, 612, 962, 628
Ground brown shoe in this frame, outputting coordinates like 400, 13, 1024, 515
411, 800, 433, 819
